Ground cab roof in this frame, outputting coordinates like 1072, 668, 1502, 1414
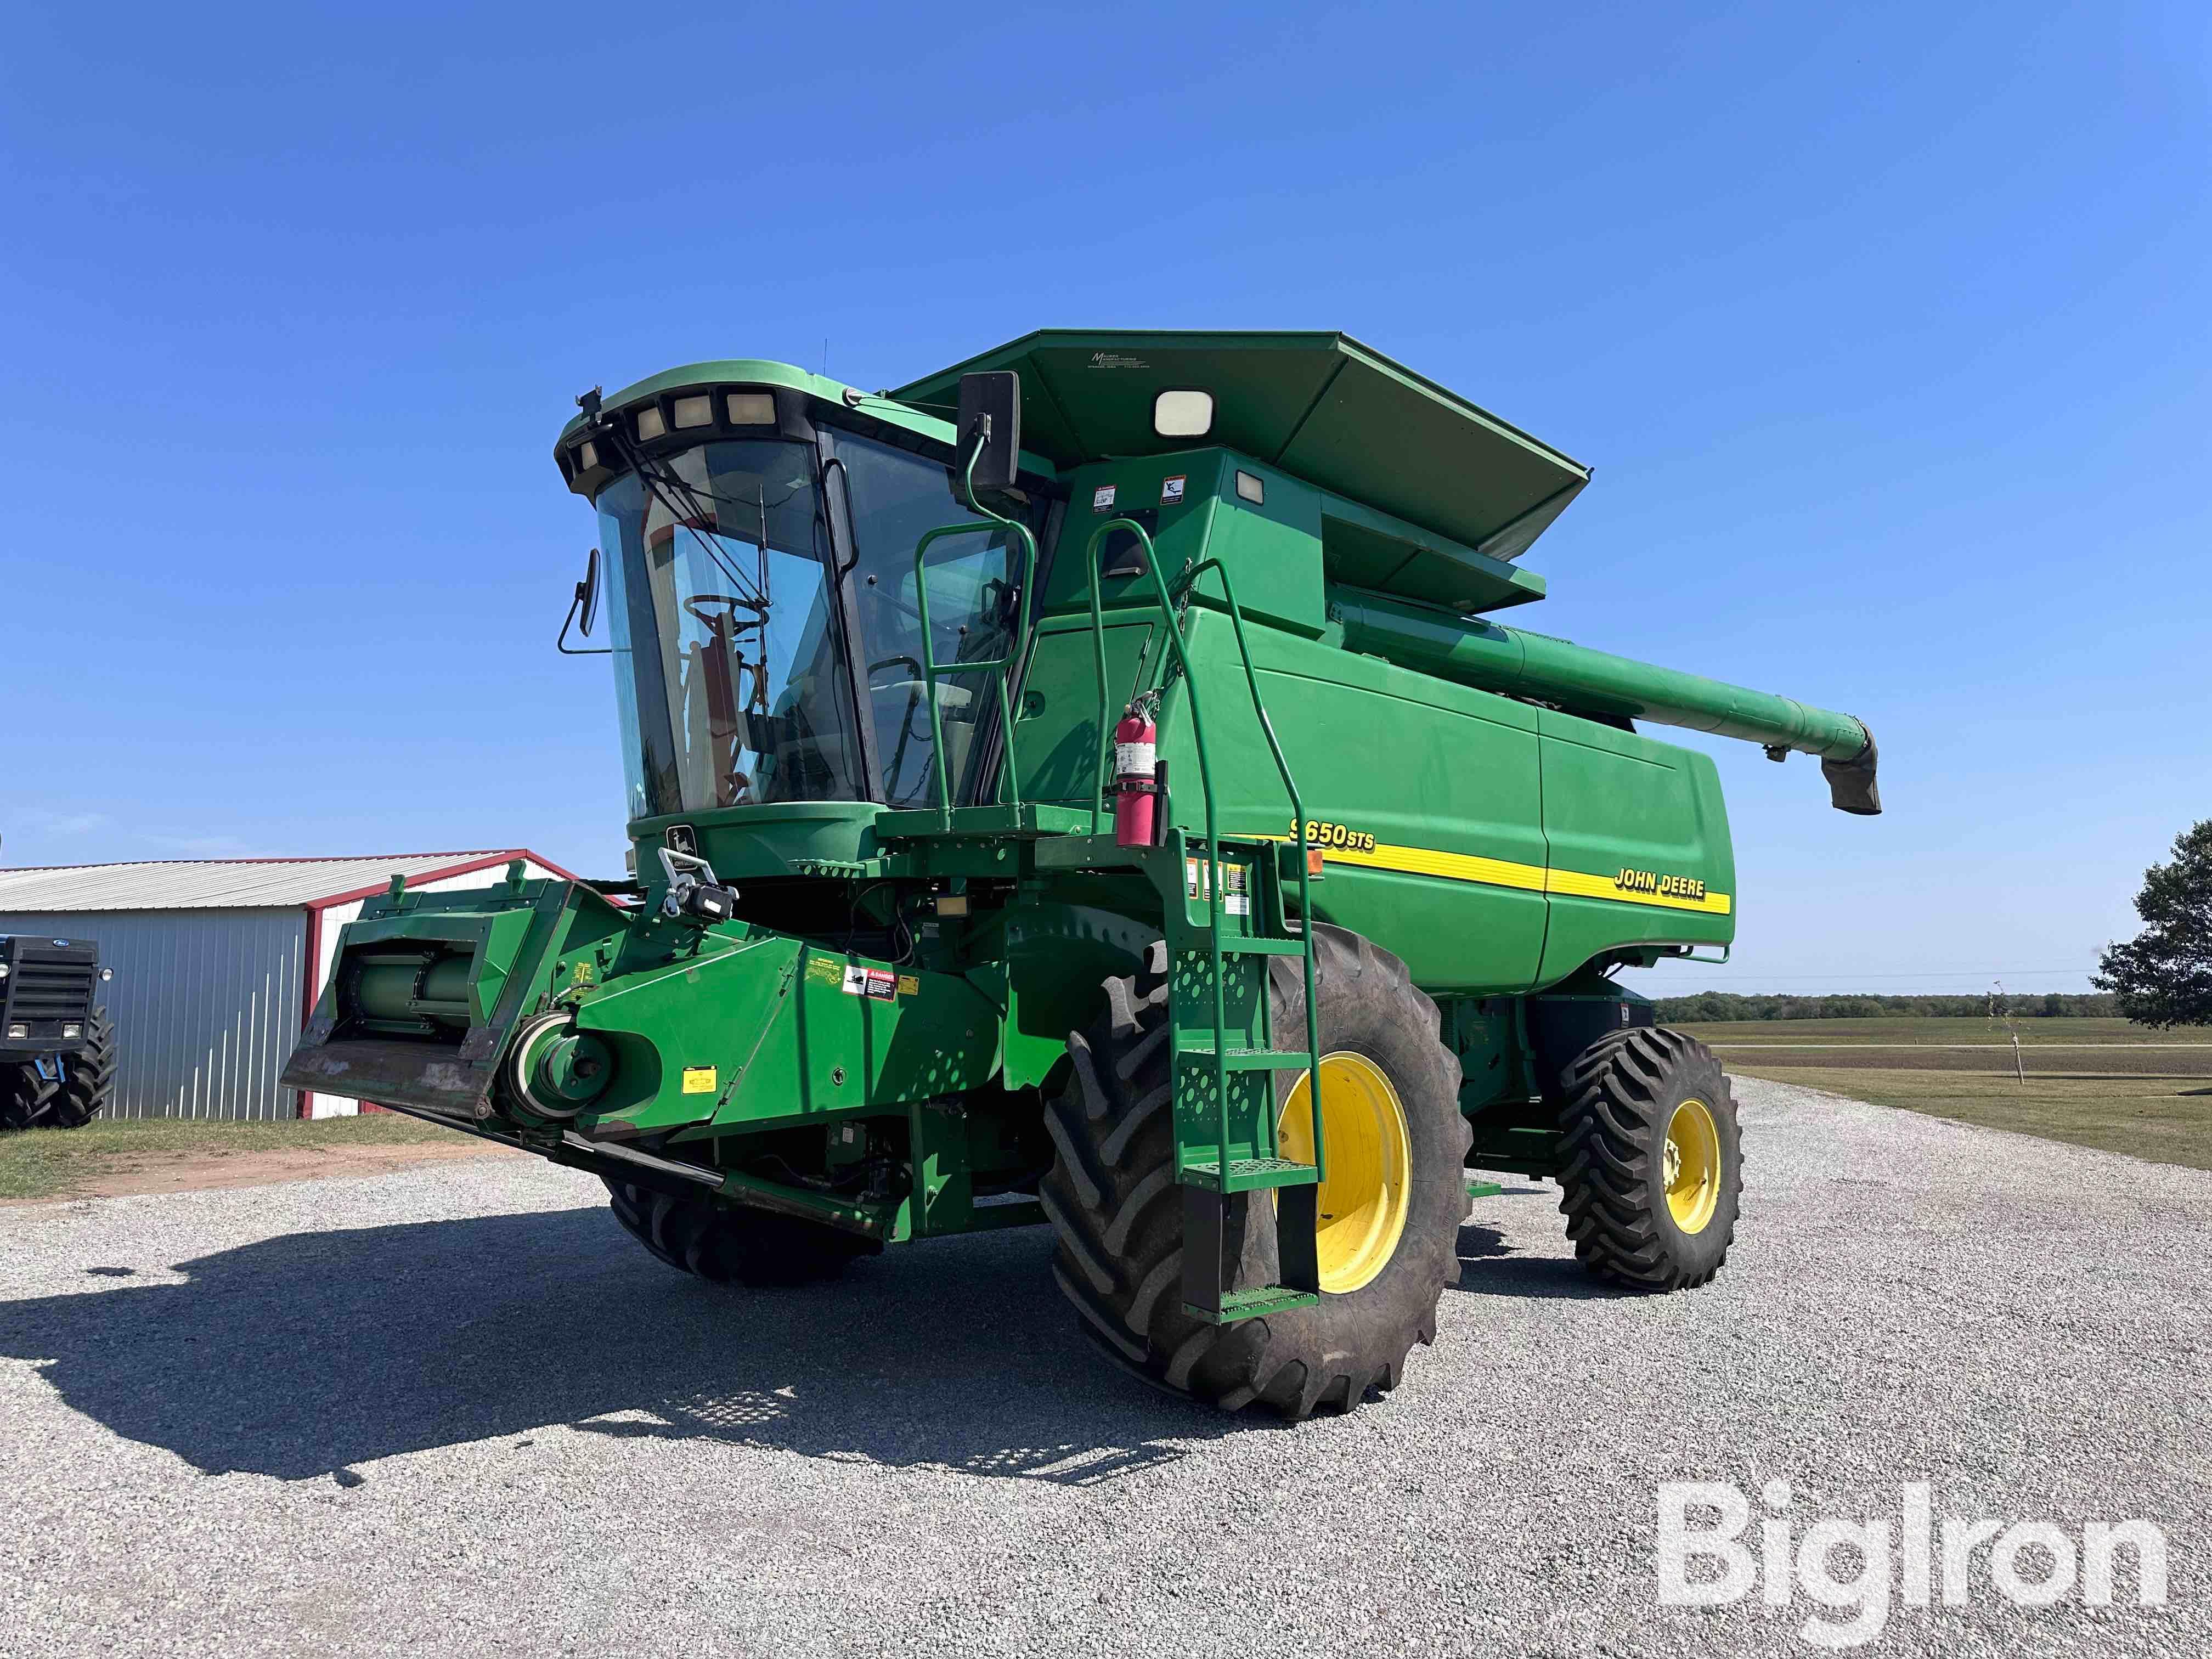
894, 330, 1590, 560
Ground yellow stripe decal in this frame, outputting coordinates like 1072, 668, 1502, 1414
1261, 836, 1731, 915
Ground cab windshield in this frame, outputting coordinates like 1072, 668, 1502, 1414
595, 431, 1029, 820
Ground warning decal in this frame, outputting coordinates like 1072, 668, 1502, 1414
842, 965, 898, 1000
1183, 857, 1251, 916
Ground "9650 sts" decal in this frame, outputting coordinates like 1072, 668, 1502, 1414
1288, 818, 1378, 853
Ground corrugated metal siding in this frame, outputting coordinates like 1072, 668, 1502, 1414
0, 909, 306, 1121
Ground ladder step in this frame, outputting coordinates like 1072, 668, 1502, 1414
1210, 936, 1308, 956
1183, 1285, 1318, 1325
1180, 1156, 1320, 1193
1173, 1041, 1313, 1070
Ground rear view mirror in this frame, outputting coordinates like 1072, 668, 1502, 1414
557, 546, 611, 656
956, 371, 1022, 495
578, 546, 602, 635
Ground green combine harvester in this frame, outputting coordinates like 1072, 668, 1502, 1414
284, 331, 1878, 1416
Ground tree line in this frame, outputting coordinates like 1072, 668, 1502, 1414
1653, 991, 2120, 1023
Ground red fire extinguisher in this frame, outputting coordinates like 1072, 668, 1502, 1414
1114, 701, 1160, 848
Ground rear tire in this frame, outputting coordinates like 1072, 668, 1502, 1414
1042, 927, 1471, 1418
601, 1177, 876, 1287
1555, 1026, 1742, 1290
46, 1010, 116, 1130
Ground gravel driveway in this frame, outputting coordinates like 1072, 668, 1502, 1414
1, 1079, 2203, 1657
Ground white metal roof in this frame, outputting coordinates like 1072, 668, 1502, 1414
0, 851, 560, 912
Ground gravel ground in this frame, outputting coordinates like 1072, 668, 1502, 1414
1, 1079, 2203, 1657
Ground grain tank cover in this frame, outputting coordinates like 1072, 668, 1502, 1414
894, 331, 1590, 561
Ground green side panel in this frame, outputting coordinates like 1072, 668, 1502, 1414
1163, 610, 1550, 994
1190, 456, 1327, 637
1535, 712, 1736, 982
1040, 458, 1216, 616
1011, 617, 1157, 805
892, 330, 1589, 559
573, 936, 1001, 1134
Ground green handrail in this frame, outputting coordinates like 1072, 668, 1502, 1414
1081, 519, 1325, 1187
909, 447, 1040, 831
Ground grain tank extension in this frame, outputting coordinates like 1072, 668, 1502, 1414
284, 331, 1878, 1416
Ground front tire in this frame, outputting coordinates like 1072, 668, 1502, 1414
0, 1065, 58, 1131
1042, 927, 1471, 1418
1555, 1026, 1742, 1290
601, 1177, 877, 1287
46, 1009, 116, 1130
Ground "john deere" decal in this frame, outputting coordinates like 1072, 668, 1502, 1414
1613, 867, 1709, 902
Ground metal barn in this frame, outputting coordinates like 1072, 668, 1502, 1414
0, 851, 579, 1120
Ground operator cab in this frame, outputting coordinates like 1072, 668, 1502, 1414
557, 369, 1052, 826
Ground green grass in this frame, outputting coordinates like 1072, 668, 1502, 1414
1677, 1018, 2212, 1172
0, 1114, 466, 1202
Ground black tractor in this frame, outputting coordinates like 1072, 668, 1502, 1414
0, 936, 117, 1130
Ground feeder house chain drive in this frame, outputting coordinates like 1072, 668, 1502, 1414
284, 332, 1881, 1416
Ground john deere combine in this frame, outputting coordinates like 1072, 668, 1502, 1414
284, 332, 1878, 1416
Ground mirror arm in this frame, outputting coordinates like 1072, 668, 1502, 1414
555, 584, 611, 655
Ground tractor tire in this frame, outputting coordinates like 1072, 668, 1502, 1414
1043, 927, 1471, 1419
0, 1063, 60, 1131
601, 1176, 876, 1288
46, 1009, 117, 1130
1555, 1026, 1742, 1291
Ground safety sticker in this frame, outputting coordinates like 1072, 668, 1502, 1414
1160, 475, 1186, 505
1092, 484, 1117, 513
1184, 857, 1251, 916
842, 964, 898, 1000
681, 1066, 718, 1094
897, 974, 921, 997
806, 955, 845, 987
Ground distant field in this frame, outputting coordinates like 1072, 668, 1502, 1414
1678, 1017, 2212, 1171
1676, 1016, 2183, 1047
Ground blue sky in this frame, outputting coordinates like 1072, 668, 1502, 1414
3, 2, 2204, 993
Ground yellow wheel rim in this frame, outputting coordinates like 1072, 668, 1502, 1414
1663, 1098, 1722, 1234
1277, 1052, 1412, 1294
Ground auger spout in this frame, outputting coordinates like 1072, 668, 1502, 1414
1328, 585, 1881, 814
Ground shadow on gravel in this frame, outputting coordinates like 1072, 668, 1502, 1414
1451, 1221, 1624, 1301
0, 1206, 1245, 1485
